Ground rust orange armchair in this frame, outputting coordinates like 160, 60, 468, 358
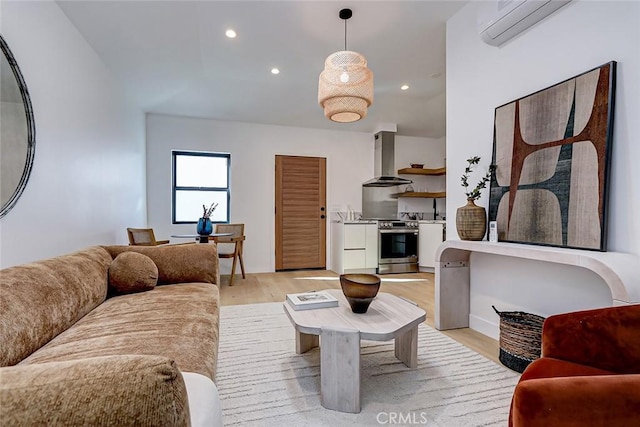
509, 304, 640, 427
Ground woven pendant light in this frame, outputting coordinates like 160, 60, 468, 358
318, 9, 374, 123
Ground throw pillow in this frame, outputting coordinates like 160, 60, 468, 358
109, 252, 158, 294
0, 355, 189, 426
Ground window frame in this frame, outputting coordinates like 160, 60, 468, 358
171, 150, 231, 224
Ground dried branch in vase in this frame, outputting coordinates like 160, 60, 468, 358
202, 202, 218, 219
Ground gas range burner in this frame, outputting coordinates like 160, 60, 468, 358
378, 220, 419, 229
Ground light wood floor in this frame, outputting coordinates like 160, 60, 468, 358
219, 270, 500, 364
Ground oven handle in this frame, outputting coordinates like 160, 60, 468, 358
379, 229, 418, 234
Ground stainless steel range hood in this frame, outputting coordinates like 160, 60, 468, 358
362, 131, 412, 187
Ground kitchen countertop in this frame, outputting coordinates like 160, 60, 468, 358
334, 219, 445, 224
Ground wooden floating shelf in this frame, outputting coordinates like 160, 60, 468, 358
398, 167, 446, 176
392, 191, 446, 199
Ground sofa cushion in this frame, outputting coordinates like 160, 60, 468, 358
0, 355, 189, 426
20, 283, 220, 380
109, 252, 158, 294
541, 304, 640, 374
0, 246, 111, 367
104, 244, 219, 286
520, 357, 614, 383
510, 374, 640, 427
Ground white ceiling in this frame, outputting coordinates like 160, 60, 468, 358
57, 1, 467, 138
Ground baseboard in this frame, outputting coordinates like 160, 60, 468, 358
469, 314, 499, 340
419, 266, 435, 273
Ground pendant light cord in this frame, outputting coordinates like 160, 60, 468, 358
344, 18, 347, 51
339, 8, 352, 51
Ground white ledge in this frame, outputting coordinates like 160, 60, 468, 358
434, 240, 640, 330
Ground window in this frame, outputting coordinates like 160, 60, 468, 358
172, 151, 230, 224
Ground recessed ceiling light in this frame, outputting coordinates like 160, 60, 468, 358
225, 29, 237, 39
401, 85, 409, 91
271, 68, 280, 75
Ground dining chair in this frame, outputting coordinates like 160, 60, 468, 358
126, 228, 170, 246
214, 224, 245, 285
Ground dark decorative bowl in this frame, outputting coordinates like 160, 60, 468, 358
410, 163, 424, 169
339, 274, 381, 313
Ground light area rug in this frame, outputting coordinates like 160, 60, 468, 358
217, 302, 519, 427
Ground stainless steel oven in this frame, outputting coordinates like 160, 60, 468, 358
378, 221, 419, 274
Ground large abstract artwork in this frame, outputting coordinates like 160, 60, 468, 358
488, 62, 616, 251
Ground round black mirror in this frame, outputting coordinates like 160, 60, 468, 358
1, 35, 36, 218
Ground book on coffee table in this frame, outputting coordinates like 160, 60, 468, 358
286, 290, 339, 311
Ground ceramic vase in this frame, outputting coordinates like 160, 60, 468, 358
456, 198, 487, 240
196, 217, 212, 236
339, 274, 381, 313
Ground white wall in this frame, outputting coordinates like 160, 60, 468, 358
146, 114, 374, 274
446, 0, 640, 338
0, 1, 146, 267
147, 114, 444, 275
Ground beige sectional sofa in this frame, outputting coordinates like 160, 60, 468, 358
0, 243, 223, 426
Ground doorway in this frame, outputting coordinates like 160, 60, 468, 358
275, 155, 326, 271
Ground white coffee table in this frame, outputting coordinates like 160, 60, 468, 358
283, 289, 426, 413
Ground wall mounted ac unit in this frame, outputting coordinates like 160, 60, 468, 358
479, 0, 572, 46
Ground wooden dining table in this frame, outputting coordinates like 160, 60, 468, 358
170, 233, 233, 244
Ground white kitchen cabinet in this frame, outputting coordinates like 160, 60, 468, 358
343, 249, 366, 270
418, 221, 445, 270
344, 224, 366, 249
331, 222, 378, 274
364, 224, 378, 269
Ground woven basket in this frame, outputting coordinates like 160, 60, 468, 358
492, 306, 545, 373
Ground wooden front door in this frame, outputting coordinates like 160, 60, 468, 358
275, 155, 326, 271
